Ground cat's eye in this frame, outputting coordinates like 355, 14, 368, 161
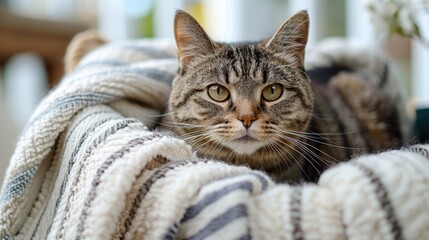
262, 84, 283, 102
208, 84, 230, 102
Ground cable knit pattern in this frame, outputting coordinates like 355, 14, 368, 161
0, 39, 428, 240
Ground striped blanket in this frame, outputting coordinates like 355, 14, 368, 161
1, 39, 429, 240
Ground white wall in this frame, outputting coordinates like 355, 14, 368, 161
202, 0, 288, 42
0, 53, 48, 185
412, 11, 429, 107
346, 0, 374, 43
0, 75, 19, 186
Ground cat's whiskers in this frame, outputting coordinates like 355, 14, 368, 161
180, 131, 210, 145
141, 117, 208, 130
207, 135, 225, 159
213, 134, 237, 163
269, 137, 314, 180
162, 122, 207, 128
310, 113, 338, 121
278, 127, 342, 146
274, 133, 338, 166
272, 135, 324, 176
262, 137, 294, 177
179, 128, 213, 138
265, 140, 285, 174
190, 131, 219, 153
178, 126, 214, 139
188, 136, 212, 154
275, 128, 363, 150
279, 127, 359, 137
273, 138, 312, 177
176, 120, 339, 176
287, 138, 335, 167
227, 142, 239, 162
180, 134, 207, 143
264, 121, 336, 144
268, 119, 359, 138
139, 111, 177, 118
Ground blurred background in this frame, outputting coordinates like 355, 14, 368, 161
0, 0, 428, 184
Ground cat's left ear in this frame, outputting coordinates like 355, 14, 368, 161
174, 10, 215, 70
266, 10, 309, 67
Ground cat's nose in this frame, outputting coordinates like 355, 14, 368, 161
238, 114, 257, 128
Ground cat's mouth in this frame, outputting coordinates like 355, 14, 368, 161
234, 135, 258, 142
223, 134, 265, 155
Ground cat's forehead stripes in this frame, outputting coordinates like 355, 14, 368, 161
215, 45, 300, 87
217, 44, 266, 83
218, 45, 265, 99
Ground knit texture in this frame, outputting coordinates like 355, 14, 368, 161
1, 39, 428, 239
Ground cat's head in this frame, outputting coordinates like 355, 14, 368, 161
169, 10, 313, 167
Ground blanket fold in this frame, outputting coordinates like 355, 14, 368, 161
1, 39, 428, 240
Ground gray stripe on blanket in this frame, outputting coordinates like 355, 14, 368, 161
137, 68, 175, 84
237, 234, 252, 240
7, 107, 111, 202
352, 162, 404, 240
121, 160, 205, 239
111, 67, 175, 84
65, 61, 129, 79
1, 230, 11, 239
404, 146, 429, 159
29, 131, 67, 239
185, 204, 248, 240
180, 181, 253, 223
31, 110, 119, 239
0, 166, 37, 202
250, 172, 269, 190
54, 119, 140, 239
163, 222, 180, 240
165, 175, 267, 239
68, 67, 175, 85
44, 116, 124, 236
63, 110, 116, 148
28, 93, 115, 127
122, 45, 175, 59
75, 135, 160, 238
89, 44, 174, 60
290, 187, 304, 240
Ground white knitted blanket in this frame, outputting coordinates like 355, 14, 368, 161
1, 39, 429, 240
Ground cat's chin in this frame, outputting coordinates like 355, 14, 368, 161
222, 140, 266, 155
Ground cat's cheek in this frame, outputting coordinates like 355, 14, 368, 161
200, 93, 229, 109
249, 126, 271, 141
220, 120, 243, 138
213, 100, 230, 110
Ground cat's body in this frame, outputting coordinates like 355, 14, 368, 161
166, 11, 410, 182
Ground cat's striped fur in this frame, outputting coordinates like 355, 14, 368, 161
167, 10, 411, 182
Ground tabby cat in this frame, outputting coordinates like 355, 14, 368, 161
166, 10, 410, 182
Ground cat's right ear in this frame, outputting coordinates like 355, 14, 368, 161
174, 10, 215, 70
266, 10, 309, 67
